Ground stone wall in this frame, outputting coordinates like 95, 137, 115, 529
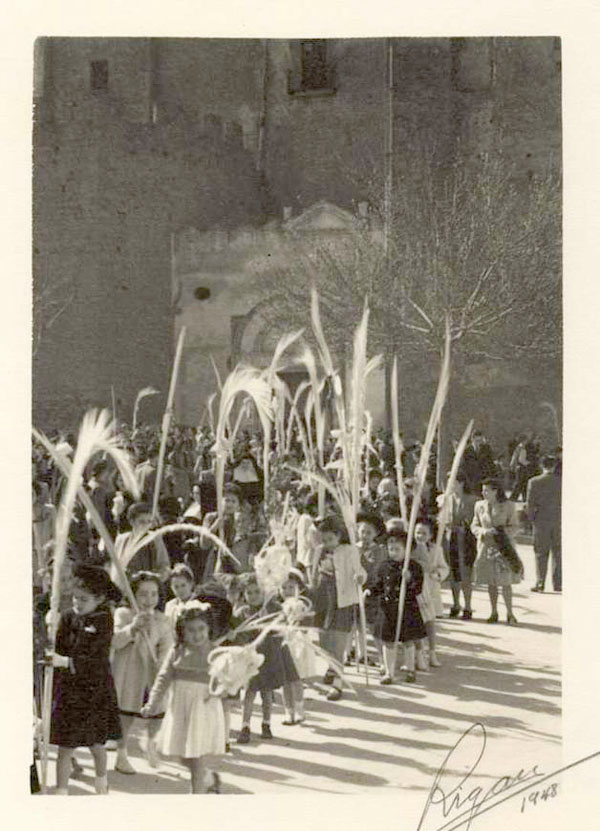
33, 37, 561, 448
33, 38, 265, 429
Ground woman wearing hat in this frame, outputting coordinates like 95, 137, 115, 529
310, 516, 366, 701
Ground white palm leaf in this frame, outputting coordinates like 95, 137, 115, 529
348, 301, 369, 516
291, 465, 356, 546
214, 365, 274, 536
52, 409, 139, 617
132, 386, 159, 433
121, 522, 242, 571
34, 409, 139, 793
310, 288, 348, 442
310, 286, 336, 379
267, 329, 305, 376
206, 392, 217, 434
284, 379, 311, 461
391, 355, 408, 525
435, 419, 474, 550
209, 353, 223, 391
395, 319, 452, 642
298, 347, 325, 457
263, 330, 303, 456
303, 388, 315, 459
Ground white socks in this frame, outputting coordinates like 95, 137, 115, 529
94, 775, 108, 794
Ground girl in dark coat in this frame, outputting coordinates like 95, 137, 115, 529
367, 528, 426, 685
48, 564, 122, 794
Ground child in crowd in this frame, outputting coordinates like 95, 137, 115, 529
279, 569, 312, 725
367, 528, 426, 684
234, 576, 291, 743
412, 521, 449, 668
356, 512, 387, 668
295, 492, 320, 572
311, 516, 366, 701
47, 564, 122, 794
220, 573, 244, 611
112, 502, 171, 592
164, 564, 196, 632
141, 605, 225, 794
111, 571, 173, 773
193, 580, 235, 750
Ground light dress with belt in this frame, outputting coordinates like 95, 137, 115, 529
471, 500, 520, 587
146, 642, 226, 759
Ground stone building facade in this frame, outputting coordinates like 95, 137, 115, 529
33, 37, 561, 452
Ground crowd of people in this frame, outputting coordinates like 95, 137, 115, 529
32, 418, 562, 795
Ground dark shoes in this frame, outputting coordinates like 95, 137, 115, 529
344, 649, 356, 666
323, 669, 335, 685
487, 612, 499, 623
405, 671, 417, 683
507, 614, 518, 626
449, 606, 460, 618
326, 688, 342, 701
261, 722, 273, 739
206, 772, 221, 794
461, 610, 473, 620
237, 726, 251, 744
531, 583, 544, 593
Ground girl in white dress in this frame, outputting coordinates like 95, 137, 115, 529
141, 604, 225, 794
412, 522, 449, 668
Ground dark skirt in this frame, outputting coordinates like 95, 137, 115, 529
313, 573, 356, 632
247, 634, 299, 692
50, 669, 122, 748
374, 596, 426, 644
446, 527, 477, 582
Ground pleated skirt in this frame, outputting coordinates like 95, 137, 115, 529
157, 680, 226, 759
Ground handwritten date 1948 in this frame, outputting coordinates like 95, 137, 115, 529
521, 782, 558, 813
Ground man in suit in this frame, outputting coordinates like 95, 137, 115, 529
525, 455, 562, 592
461, 431, 496, 496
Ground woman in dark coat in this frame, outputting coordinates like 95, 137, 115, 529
367, 528, 426, 685
48, 564, 122, 794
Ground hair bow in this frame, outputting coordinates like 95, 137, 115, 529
177, 599, 211, 618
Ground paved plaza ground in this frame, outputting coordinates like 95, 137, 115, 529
52, 542, 562, 801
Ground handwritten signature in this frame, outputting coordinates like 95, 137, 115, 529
417, 722, 599, 831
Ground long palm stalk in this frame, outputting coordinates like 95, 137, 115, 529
213, 366, 273, 548
33, 411, 139, 793
118, 522, 242, 573
394, 321, 451, 645
435, 419, 474, 550
284, 379, 311, 461
391, 356, 408, 525
152, 327, 186, 517
132, 386, 159, 434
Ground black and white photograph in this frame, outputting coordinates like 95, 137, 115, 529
3, 1, 600, 829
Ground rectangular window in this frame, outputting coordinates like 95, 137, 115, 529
300, 40, 331, 91
90, 60, 109, 92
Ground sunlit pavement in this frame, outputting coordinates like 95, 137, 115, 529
50, 543, 561, 796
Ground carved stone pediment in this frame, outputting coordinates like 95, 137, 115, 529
284, 201, 359, 232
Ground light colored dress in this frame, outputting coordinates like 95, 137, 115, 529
110, 607, 173, 714
147, 644, 225, 759
471, 499, 520, 587
412, 542, 449, 619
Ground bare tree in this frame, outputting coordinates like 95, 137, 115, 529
251, 148, 560, 364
